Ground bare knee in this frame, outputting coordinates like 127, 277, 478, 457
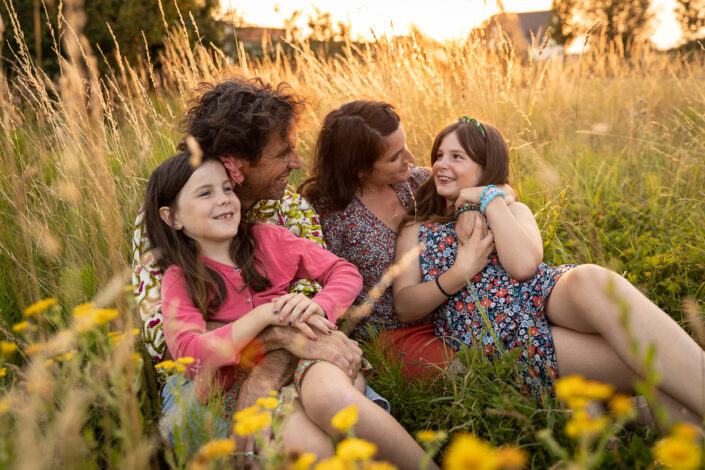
300, 364, 361, 428
563, 264, 615, 307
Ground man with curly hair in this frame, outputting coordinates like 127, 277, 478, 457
131, 77, 378, 461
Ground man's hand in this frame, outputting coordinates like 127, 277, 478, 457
261, 326, 362, 380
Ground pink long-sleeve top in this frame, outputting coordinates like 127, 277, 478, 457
161, 223, 362, 396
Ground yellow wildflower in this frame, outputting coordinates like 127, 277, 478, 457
111, 334, 126, 345
556, 375, 614, 409
63, 352, 73, 361
313, 457, 350, 470
671, 423, 699, 441
154, 360, 177, 371
72, 303, 95, 317
496, 447, 527, 469
653, 434, 701, 470
44, 358, 54, 367
23, 297, 57, 317
417, 430, 447, 443
234, 411, 272, 436
336, 438, 377, 461
608, 394, 634, 417
24, 344, 44, 355
130, 328, 140, 335
0, 368, 6, 378
291, 452, 317, 470
175, 364, 186, 373
93, 309, 119, 325
233, 405, 260, 421
0, 396, 9, 414
362, 462, 398, 470
12, 321, 29, 333
256, 396, 279, 409
269, 389, 278, 396
443, 433, 499, 470
1, 341, 18, 355
131, 352, 142, 361
177, 357, 195, 364
565, 410, 609, 438
331, 405, 358, 433
196, 438, 236, 459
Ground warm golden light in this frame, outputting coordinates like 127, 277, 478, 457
222, 0, 683, 48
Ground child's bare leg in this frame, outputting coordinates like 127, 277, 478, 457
300, 362, 437, 470
552, 326, 701, 426
545, 264, 705, 418
279, 398, 334, 463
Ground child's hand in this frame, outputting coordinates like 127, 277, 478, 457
271, 293, 337, 340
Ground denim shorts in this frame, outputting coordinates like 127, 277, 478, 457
160, 376, 390, 452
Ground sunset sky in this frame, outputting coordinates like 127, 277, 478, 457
221, 0, 683, 49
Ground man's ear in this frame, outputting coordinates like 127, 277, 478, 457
236, 156, 250, 176
159, 206, 182, 230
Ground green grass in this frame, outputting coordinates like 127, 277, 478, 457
0, 4, 703, 468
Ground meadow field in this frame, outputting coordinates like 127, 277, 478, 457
0, 3, 703, 469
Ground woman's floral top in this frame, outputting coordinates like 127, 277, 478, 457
314, 166, 432, 339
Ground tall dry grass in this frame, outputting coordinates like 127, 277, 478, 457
0, 0, 703, 467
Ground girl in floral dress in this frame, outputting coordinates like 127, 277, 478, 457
144, 151, 436, 467
393, 118, 704, 423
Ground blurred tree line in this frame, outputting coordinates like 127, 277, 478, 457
0, 0, 221, 77
549, 0, 705, 51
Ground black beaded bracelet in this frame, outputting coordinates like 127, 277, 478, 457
435, 276, 452, 297
454, 202, 481, 219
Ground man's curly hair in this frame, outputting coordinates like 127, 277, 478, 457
178, 76, 305, 164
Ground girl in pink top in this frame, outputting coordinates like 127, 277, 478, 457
143, 151, 436, 468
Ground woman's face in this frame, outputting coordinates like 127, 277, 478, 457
364, 125, 414, 188
433, 131, 484, 202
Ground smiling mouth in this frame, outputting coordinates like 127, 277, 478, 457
214, 212, 234, 220
437, 176, 455, 183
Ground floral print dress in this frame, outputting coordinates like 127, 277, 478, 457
418, 222, 575, 398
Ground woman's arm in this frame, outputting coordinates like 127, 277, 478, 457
392, 218, 494, 322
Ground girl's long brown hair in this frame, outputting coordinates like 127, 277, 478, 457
144, 152, 271, 319
409, 120, 510, 224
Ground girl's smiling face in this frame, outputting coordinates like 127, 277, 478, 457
432, 130, 484, 203
161, 160, 241, 253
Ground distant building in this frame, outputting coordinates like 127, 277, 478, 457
219, 22, 286, 57
486, 10, 564, 60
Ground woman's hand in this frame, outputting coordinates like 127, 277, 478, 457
271, 294, 337, 340
455, 210, 487, 245
449, 216, 494, 280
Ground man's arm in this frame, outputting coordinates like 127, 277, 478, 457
230, 325, 363, 468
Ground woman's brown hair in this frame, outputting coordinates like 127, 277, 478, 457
144, 152, 271, 319
410, 120, 510, 224
299, 100, 401, 211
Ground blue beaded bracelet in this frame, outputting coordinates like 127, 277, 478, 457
479, 185, 496, 206
480, 187, 506, 214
